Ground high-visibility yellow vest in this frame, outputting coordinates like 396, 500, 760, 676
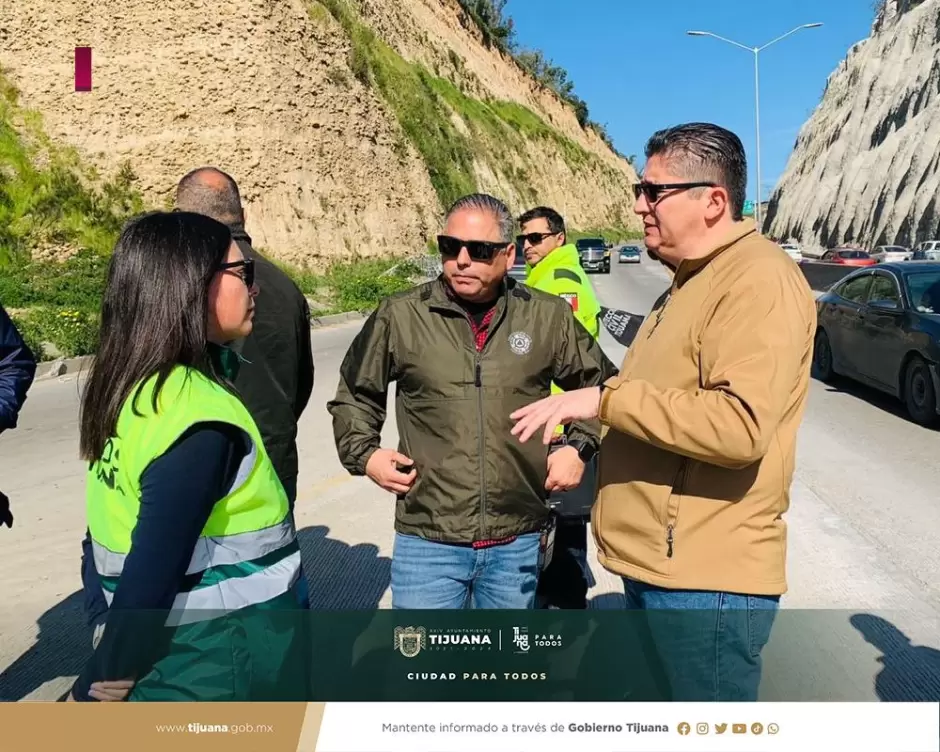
526, 243, 603, 431
86, 365, 300, 627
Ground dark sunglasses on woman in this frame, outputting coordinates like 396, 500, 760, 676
219, 258, 255, 288
437, 235, 511, 262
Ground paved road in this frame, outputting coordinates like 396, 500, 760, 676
1, 257, 939, 701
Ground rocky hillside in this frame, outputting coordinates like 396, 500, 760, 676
0, 0, 639, 266
765, 0, 940, 249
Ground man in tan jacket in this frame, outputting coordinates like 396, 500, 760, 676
511, 122, 817, 701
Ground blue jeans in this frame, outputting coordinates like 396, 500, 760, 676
623, 578, 779, 701
391, 532, 540, 609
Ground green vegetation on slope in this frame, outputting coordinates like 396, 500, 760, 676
312, 0, 621, 211
454, 0, 621, 155
0, 68, 414, 361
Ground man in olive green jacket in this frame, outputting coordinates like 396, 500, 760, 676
517, 206, 603, 610
328, 193, 616, 609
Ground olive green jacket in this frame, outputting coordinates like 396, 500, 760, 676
328, 277, 617, 543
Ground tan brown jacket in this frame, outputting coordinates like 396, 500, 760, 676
593, 221, 817, 595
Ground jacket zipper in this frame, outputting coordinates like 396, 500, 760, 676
475, 356, 486, 540
647, 290, 674, 339
666, 460, 687, 559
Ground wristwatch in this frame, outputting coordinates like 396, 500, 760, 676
567, 438, 597, 463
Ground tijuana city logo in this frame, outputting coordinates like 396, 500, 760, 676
508, 330, 532, 355
393, 626, 496, 657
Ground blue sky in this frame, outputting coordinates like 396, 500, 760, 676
506, 0, 876, 202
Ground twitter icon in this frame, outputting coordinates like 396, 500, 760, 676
715, 723, 728, 734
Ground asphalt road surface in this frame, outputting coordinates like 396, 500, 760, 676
1, 256, 938, 702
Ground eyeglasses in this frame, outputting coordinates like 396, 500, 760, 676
437, 235, 511, 261
632, 181, 718, 204
516, 231, 560, 248
219, 258, 255, 288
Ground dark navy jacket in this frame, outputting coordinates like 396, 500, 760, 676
0, 304, 36, 432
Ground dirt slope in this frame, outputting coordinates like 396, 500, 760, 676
0, 0, 639, 265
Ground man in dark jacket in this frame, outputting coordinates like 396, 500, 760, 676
175, 167, 315, 506
328, 193, 617, 609
0, 304, 37, 528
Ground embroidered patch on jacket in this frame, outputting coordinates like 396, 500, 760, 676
560, 292, 579, 312
508, 331, 532, 355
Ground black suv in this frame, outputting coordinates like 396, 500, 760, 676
576, 237, 610, 274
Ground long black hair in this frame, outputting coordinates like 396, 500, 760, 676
79, 211, 233, 462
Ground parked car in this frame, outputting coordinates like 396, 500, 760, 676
913, 240, 940, 255
618, 245, 641, 264
822, 248, 877, 267
780, 243, 802, 263
576, 237, 610, 274
813, 262, 940, 426
912, 248, 940, 261
870, 245, 911, 263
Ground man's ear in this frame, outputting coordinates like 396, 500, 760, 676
706, 187, 729, 220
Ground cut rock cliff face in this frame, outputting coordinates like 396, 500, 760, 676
765, 0, 940, 249
0, 0, 639, 265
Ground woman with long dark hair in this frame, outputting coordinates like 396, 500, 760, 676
69, 211, 308, 702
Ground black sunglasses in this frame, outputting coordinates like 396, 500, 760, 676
516, 231, 560, 248
437, 235, 511, 261
219, 258, 255, 288
632, 181, 717, 203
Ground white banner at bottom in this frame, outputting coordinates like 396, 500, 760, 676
310, 702, 939, 752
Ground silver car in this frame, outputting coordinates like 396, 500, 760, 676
870, 245, 910, 263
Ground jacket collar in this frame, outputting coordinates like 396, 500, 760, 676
422, 274, 529, 314
228, 222, 252, 246
525, 243, 580, 281
672, 220, 758, 288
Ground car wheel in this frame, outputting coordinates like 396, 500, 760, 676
903, 356, 939, 426
812, 329, 835, 382
604, 264, 611, 274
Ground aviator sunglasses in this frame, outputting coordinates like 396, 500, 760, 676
632, 181, 717, 203
437, 235, 511, 262
219, 258, 255, 288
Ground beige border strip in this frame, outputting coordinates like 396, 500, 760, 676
297, 703, 328, 751
0, 703, 312, 752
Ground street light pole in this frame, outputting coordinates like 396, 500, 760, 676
686, 23, 823, 231
754, 47, 761, 228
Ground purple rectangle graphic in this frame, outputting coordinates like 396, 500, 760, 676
75, 47, 92, 91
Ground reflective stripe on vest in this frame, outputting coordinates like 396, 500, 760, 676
92, 517, 296, 577
101, 549, 302, 627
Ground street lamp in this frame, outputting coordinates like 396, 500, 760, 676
686, 23, 823, 230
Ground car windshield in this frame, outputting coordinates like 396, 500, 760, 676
882, 246, 907, 252
577, 238, 604, 249
621, 247, 638, 253
839, 250, 869, 259
906, 271, 940, 313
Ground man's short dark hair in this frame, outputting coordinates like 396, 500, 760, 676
175, 167, 245, 227
645, 123, 747, 221
517, 206, 566, 237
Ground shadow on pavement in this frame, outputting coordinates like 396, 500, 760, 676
297, 524, 391, 609
0, 590, 89, 702
851, 613, 940, 701
816, 374, 918, 424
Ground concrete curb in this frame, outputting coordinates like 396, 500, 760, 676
309, 310, 367, 328
33, 309, 369, 382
